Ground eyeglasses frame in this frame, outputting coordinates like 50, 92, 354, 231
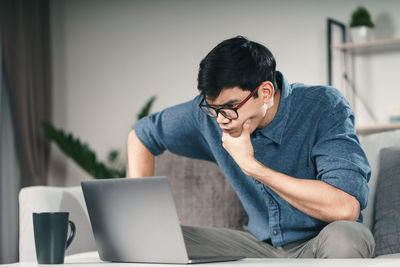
199, 83, 263, 120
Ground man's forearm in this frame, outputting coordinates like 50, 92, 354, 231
243, 159, 360, 222
127, 130, 155, 177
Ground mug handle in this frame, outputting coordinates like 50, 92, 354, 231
66, 220, 76, 249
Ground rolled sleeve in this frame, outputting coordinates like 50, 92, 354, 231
319, 165, 370, 210
312, 108, 371, 210
134, 115, 166, 156
134, 96, 214, 161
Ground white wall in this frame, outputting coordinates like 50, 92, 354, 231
49, 0, 400, 186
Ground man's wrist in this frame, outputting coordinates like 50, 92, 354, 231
242, 157, 272, 181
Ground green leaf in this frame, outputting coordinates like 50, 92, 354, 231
107, 149, 119, 163
42, 121, 126, 179
41, 95, 156, 180
350, 6, 375, 28
137, 96, 157, 120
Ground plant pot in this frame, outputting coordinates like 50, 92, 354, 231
349, 26, 374, 43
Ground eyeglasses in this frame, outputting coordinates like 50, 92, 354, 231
199, 83, 262, 120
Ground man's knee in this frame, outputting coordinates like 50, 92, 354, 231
315, 221, 375, 258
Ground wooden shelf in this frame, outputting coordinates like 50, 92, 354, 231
331, 37, 400, 52
356, 122, 400, 136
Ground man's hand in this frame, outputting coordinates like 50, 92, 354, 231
221, 120, 256, 175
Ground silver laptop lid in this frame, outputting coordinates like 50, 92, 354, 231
81, 176, 189, 264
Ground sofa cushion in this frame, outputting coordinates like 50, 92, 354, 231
373, 146, 400, 257
359, 129, 400, 230
155, 151, 248, 229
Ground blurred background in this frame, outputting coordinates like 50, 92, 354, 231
48, 0, 400, 185
1, 0, 400, 263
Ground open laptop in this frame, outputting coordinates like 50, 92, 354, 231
81, 176, 244, 264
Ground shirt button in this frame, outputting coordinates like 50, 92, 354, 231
273, 230, 278, 236
255, 180, 260, 184
269, 200, 274, 205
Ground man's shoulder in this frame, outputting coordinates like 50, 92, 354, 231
155, 94, 204, 122
290, 83, 351, 112
159, 94, 218, 132
164, 94, 203, 111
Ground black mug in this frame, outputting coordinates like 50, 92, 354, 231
33, 212, 76, 264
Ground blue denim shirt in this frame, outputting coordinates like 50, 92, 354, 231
134, 72, 371, 247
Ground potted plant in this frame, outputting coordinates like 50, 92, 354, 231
349, 6, 375, 42
42, 96, 156, 179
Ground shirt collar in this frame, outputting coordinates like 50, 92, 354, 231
254, 71, 292, 144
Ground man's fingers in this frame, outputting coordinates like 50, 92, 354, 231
221, 133, 226, 147
242, 120, 252, 135
221, 132, 227, 142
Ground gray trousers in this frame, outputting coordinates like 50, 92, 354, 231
182, 221, 375, 258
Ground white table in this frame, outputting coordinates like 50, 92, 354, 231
3, 251, 400, 267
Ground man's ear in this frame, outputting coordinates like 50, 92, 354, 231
260, 81, 274, 104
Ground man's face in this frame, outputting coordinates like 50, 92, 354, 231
205, 86, 270, 137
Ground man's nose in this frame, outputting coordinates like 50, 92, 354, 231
216, 112, 230, 124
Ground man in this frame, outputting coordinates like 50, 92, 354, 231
127, 36, 375, 258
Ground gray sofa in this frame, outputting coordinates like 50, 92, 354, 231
18, 130, 400, 261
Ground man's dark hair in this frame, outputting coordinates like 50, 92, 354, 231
197, 36, 277, 100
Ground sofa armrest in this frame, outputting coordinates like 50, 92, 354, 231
19, 186, 97, 262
